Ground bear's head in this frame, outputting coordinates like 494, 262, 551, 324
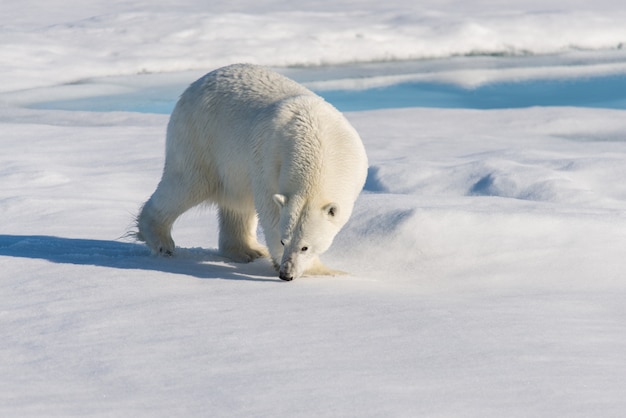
273, 193, 346, 281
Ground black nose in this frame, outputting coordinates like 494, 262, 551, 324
279, 272, 293, 281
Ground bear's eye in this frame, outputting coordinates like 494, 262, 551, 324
280, 240, 285, 246
301, 246, 308, 252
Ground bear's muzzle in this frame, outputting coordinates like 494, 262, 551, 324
278, 258, 296, 281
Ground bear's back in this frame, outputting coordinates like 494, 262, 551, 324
184, 64, 314, 111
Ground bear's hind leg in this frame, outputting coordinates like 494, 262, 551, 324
137, 173, 207, 256
218, 206, 269, 262
137, 196, 176, 256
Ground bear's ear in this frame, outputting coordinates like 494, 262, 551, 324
323, 203, 339, 218
273, 194, 287, 208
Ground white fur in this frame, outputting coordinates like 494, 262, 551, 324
137, 64, 368, 280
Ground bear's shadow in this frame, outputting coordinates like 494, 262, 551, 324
0, 234, 279, 282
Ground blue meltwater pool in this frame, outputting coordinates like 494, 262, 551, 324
29, 72, 626, 113
321, 74, 626, 111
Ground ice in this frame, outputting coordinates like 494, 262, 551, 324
2, 1, 626, 94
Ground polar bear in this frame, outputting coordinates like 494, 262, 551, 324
137, 64, 368, 280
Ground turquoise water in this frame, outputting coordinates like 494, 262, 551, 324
31, 74, 626, 113
322, 75, 626, 111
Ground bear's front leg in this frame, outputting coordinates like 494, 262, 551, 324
303, 256, 347, 277
218, 206, 269, 262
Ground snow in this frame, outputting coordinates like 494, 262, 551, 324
3, 0, 626, 93
2, 1, 626, 417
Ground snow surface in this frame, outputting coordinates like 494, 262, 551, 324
2, 1, 626, 417
3, 0, 626, 94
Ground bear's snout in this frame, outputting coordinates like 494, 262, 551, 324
279, 258, 296, 281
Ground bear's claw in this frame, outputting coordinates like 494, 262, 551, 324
158, 247, 173, 257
